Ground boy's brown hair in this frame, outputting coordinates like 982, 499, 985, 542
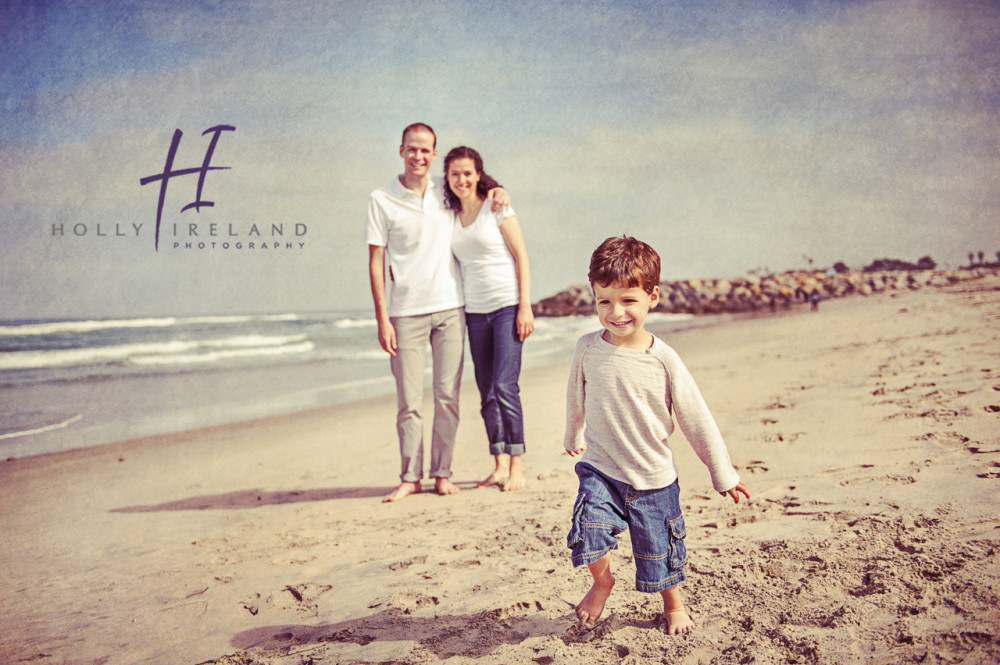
588, 235, 661, 294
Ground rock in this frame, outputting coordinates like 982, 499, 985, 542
532, 268, 1000, 318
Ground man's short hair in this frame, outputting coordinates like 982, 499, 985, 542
401, 122, 437, 148
588, 236, 661, 294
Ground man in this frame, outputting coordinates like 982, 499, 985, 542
366, 123, 508, 502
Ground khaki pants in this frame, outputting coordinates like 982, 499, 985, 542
389, 308, 465, 482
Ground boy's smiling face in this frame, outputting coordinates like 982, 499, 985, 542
593, 281, 660, 348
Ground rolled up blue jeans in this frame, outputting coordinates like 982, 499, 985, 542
465, 305, 525, 456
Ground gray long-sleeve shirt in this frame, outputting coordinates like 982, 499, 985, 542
564, 330, 741, 492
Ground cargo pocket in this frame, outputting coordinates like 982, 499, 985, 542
667, 515, 688, 569
566, 492, 587, 549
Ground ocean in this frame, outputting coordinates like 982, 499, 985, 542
0, 310, 695, 460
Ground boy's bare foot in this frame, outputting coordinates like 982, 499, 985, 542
576, 574, 614, 630
434, 477, 461, 496
476, 470, 508, 488
663, 608, 695, 635
502, 469, 525, 492
383, 481, 421, 503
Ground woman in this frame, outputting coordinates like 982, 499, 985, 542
444, 146, 533, 492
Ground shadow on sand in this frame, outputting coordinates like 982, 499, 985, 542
111, 480, 484, 512
195, 603, 630, 664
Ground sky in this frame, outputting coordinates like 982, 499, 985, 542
1, 0, 998, 319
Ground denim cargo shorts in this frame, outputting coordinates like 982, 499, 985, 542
567, 462, 688, 593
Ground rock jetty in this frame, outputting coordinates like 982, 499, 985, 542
532, 266, 1000, 317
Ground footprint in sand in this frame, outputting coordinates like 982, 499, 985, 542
763, 432, 804, 444
240, 584, 332, 617
388, 554, 428, 571
368, 590, 439, 612
918, 431, 971, 447
819, 463, 874, 476
918, 431, 1000, 455
977, 462, 1000, 479
241, 593, 262, 616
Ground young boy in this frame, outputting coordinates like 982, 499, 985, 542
564, 236, 750, 634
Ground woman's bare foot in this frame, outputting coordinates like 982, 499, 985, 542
476, 470, 508, 488
576, 560, 614, 629
383, 481, 421, 503
663, 608, 695, 634
477, 453, 510, 488
434, 477, 461, 496
502, 470, 525, 491
502, 455, 525, 491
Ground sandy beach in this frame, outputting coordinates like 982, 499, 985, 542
2, 275, 999, 665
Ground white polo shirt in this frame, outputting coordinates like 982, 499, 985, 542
365, 175, 464, 318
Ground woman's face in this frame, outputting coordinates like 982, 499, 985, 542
446, 157, 481, 201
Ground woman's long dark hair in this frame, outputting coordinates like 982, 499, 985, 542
443, 146, 501, 213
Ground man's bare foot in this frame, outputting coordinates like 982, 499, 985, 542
476, 470, 508, 488
502, 469, 525, 492
434, 477, 461, 496
576, 574, 614, 629
663, 608, 695, 635
383, 481, 421, 503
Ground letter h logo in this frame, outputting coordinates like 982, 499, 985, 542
140, 125, 235, 251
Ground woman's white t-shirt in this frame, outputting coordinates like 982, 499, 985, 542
451, 204, 519, 314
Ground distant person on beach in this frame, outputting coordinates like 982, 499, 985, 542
810, 290, 820, 311
444, 146, 533, 492
366, 123, 510, 503
563, 236, 750, 634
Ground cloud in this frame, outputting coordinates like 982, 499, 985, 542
2, 0, 999, 317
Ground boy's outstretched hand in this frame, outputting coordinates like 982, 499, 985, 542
720, 481, 750, 504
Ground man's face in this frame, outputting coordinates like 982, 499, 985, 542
399, 129, 437, 179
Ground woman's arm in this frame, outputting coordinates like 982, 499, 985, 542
499, 215, 534, 341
